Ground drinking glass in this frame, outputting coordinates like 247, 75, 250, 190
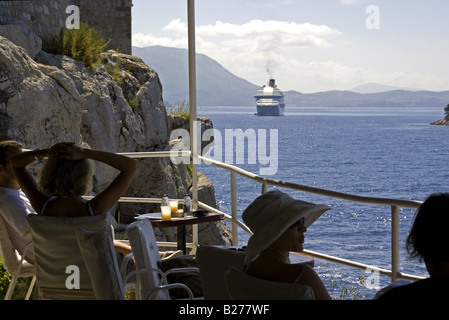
161, 206, 171, 221
169, 200, 178, 214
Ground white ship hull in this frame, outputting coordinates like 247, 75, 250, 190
256, 103, 285, 116
254, 79, 285, 116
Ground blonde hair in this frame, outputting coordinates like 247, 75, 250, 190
39, 156, 94, 197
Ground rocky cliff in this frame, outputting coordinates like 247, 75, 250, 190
430, 117, 449, 126
0, 26, 231, 246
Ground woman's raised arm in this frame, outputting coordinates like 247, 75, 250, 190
10, 147, 54, 212
54, 143, 138, 215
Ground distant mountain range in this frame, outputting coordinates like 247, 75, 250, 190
283, 89, 449, 108
132, 46, 258, 106
349, 83, 422, 93
132, 45, 449, 109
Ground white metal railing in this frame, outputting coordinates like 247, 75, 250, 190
189, 0, 423, 288
114, 150, 424, 283
196, 154, 424, 282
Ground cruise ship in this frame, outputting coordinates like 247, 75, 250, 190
254, 79, 285, 116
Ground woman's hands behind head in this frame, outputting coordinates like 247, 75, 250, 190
50, 142, 84, 160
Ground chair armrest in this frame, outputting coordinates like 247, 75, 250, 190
145, 283, 194, 300
124, 267, 170, 286
164, 267, 200, 277
123, 268, 195, 300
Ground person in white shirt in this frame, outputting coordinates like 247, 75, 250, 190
0, 140, 35, 264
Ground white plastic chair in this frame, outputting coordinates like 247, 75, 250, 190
0, 214, 36, 300
225, 266, 315, 300
26, 214, 125, 300
126, 219, 199, 300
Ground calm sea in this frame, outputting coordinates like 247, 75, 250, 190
197, 105, 448, 299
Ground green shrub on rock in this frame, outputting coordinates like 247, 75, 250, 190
60, 22, 110, 70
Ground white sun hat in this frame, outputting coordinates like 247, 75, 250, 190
242, 190, 330, 264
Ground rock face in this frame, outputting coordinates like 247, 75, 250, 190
430, 117, 449, 126
1, 36, 169, 200
0, 24, 42, 59
0, 34, 232, 245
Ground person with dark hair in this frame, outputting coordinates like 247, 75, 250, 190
377, 192, 449, 301
0, 140, 36, 263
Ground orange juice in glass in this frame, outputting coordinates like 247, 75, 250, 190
170, 200, 178, 214
161, 206, 171, 221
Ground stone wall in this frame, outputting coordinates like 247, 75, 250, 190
0, 0, 131, 54
74, 0, 132, 54
0, 0, 71, 42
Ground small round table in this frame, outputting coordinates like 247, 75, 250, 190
136, 212, 225, 253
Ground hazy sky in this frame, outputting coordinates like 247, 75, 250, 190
132, 0, 449, 93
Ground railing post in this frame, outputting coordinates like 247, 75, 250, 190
391, 205, 400, 281
261, 183, 268, 194
187, 0, 197, 212
230, 171, 238, 245
187, 0, 199, 253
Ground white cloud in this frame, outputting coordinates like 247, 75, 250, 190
163, 18, 188, 33
132, 17, 449, 92
161, 19, 340, 48
133, 19, 341, 89
193, 19, 340, 86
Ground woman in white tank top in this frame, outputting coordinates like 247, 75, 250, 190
11, 142, 137, 255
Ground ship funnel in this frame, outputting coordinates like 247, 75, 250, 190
269, 79, 275, 87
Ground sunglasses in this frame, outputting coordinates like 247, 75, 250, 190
290, 217, 305, 229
